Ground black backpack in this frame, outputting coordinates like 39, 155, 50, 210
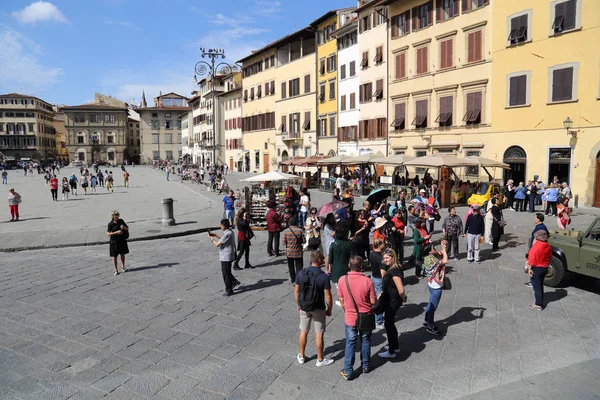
297, 269, 321, 312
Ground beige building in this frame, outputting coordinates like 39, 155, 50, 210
220, 75, 244, 171
138, 92, 189, 163
53, 110, 69, 162
127, 116, 140, 164
61, 103, 129, 164
0, 93, 56, 161
386, 0, 491, 180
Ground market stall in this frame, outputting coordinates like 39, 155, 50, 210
239, 171, 303, 230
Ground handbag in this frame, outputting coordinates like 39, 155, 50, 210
494, 216, 507, 228
246, 228, 255, 240
372, 275, 388, 315
308, 237, 321, 248
345, 276, 376, 331
442, 276, 452, 290
434, 213, 441, 222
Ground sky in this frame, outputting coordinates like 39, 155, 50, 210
0, 0, 352, 106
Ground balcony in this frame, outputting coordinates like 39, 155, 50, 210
282, 131, 302, 143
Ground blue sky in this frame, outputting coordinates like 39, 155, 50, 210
0, 0, 352, 106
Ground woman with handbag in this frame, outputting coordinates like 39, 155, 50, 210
423, 240, 448, 336
107, 210, 129, 276
490, 198, 505, 251
234, 208, 254, 270
378, 248, 407, 359
304, 207, 322, 251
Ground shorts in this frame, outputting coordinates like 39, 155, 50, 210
299, 309, 326, 333
225, 210, 234, 219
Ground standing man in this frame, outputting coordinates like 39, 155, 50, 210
561, 182, 572, 200
123, 170, 130, 188
524, 213, 549, 288
337, 256, 376, 380
442, 206, 463, 260
266, 201, 282, 257
223, 190, 236, 227
2, 170, 8, 185
463, 204, 485, 263
283, 216, 305, 283
527, 180, 538, 213
294, 250, 334, 367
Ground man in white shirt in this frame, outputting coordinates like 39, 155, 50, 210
298, 188, 310, 230
335, 175, 345, 192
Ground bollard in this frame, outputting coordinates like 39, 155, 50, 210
172, 166, 176, 174
574, 194, 578, 208
161, 198, 176, 226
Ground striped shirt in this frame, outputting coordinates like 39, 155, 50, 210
282, 226, 304, 259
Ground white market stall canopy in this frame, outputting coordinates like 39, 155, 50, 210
375, 154, 415, 166
240, 171, 302, 182
403, 155, 480, 168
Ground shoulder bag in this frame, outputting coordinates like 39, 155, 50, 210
493, 214, 507, 228
345, 276, 376, 331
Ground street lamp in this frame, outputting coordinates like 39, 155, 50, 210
193, 48, 236, 167
563, 116, 577, 138
417, 126, 431, 143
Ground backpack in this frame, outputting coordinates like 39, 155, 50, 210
297, 269, 322, 312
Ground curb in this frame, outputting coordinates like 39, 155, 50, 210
0, 226, 220, 253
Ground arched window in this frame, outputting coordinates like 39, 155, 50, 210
503, 146, 526, 163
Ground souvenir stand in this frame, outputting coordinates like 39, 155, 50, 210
240, 171, 302, 230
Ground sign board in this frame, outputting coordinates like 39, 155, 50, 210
380, 176, 393, 184
321, 172, 329, 178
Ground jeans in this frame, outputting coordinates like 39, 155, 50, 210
267, 231, 280, 255
343, 324, 371, 375
546, 201, 557, 216
298, 211, 307, 230
2, 177, 6, 184
51, 189, 58, 201
446, 234, 459, 258
467, 233, 481, 262
287, 257, 303, 282
529, 196, 536, 213
531, 267, 548, 307
428, 219, 435, 234
424, 286, 443, 328
384, 303, 400, 354
221, 261, 235, 293
371, 276, 383, 325
515, 199, 524, 212
235, 240, 250, 267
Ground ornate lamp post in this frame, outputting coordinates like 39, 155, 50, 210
193, 48, 236, 167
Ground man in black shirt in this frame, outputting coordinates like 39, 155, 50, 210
368, 238, 387, 329
463, 204, 485, 263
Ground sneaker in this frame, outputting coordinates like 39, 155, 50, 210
222, 291, 233, 297
340, 370, 351, 380
297, 353, 305, 364
529, 304, 542, 311
467, 260, 474, 263
120, 267, 127, 273
422, 322, 427, 327
113, 271, 119, 276
315, 358, 333, 367
376, 323, 384, 330
524, 282, 533, 288
335, 300, 341, 307
233, 280, 241, 289
362, 367, 370, 374
426, 326, 441, 336
378, 350, 397, 359
233, 265, 242, 271
268, 253, 275, 257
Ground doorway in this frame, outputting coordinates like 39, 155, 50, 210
281, 150, 289, 172
548, 147, 571, 185
263, 153, 269, 173
229, 158, 233, 171
594, 150, 600, 208
503, 146, 526, 184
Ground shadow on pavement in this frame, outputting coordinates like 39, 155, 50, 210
129, 262, 180, 272
3, 216, 51, 222
176, 221, 198, 226
545, 288, 568, 306
236, 278, 287, 294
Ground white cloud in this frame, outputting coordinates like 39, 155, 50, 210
11, 1, 68, 25
0, 25, 62, 93
104, 19, 141, 30
253, 0, 282, 16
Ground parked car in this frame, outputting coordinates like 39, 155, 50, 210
467, 182, 505, 208
546, 217, 600, 287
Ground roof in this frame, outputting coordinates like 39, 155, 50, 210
156, 92, 189, 100
0, 92, 52, 105
60, 104, 128, 111
332, 17, 358, 38
310, 7, 356, 27
355, 0, 387, 14
217, 87, 242, 97
237, 27, 314, 64
136, 106, 191, 112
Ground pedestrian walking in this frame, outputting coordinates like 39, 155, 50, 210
90, 175, 98, 194
61, 177, 70, 200
209, 219, 239, 296
298, 188, 310, 230
329, 221, 356, 286
233, 208, 254, 270
412, 219, 431, 278
80, 175, 88, 195
463, 204, 484, 263
1, 170, 7, 185
442, 206, 463, 259
514, 182, 527, 212
44, 170, 51, 185
123, 170, 129, 188
166, 169, 170, 181
369, 238, 386, 329
304, 207, 322, 251
527, 180, 538, 213
266, 201, 282, 257
8, 188, 21, 221
107, 211, 129, 276
524, 213, 549, 288
97, 170, 104, 187
338, 256, 376, 380
294, 250, 334, 367
490, 198, 504, 251
283, 216, 306, 283
423, 240, 448, 336
527, 230, 552, 311
106, 173, 114, 193
378, 248, 407, 359
49, 174, 59, 201
69, 173, 78, 195
223, 190, 236, 227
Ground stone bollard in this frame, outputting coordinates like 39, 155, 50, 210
161, 198, 176, 226
574, 194, 578, 208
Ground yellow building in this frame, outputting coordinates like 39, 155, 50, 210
386, 0, 492, 180
53, 111, 69, 161
311, 9, 355, 157
491, 0, 600, 207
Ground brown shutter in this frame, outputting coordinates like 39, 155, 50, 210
341, 95, 346, 111
474, 92, 482, 116
350, 93, 356, 109
395, 54, 401, 79
462, 0, 468, 13
394, 103, 401, 119
323, 118, 327, 136
329, 116, 335, 136
475, 30, 482, 61
350, 61, 356, 76
416, 48, 422, 74
405, 10, 411, 32
289, 114, 293, 135
400, 53, 406, 78
265, 82, 269, 95
517, 75, 527, 105
427, 0, 433, 26
447, 38, 453, 67
423, 47, 428, 73
304, 74, 310, 94
468, 32, 474, 62
453, 0, 460, 16
391, 15, 398, 38
305, 111, 310, 130
316, 119, 321, 136
509, 77, 518, 106
281, 115, 286, 132
440, 40, 446, 69
281, 82, 286, 99
341, 64, 346, 79
564, 0, 576, 30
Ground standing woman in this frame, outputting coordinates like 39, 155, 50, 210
323, 213, 336, 275
328, 221, 356, 286
90, 175, 98, 194
107, 211, 129, 275
505, 179, 515, 210
412, 219, 431, 278
527, 230, 552, 311
513, 182, 526, 212
545, 183, 559, 216
484, 200, 494, 245
233, 208, 254, 270
49, 174, 59, 202
423, 240, 448, 335
378, 248, 407, 359
490, 198, 504, 251
209, 219, 240, 296
61, 177, 70, 200
80, 175, 89, 195
8, 188, 21, 221
304, 207, 322, 251
353, 210, 370, 260
557, 198, 571, 229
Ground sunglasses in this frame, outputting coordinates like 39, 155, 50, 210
311, 212, 317, 215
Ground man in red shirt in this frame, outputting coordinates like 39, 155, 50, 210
266, 201, 282, 256
337, 256, 376, 380
49, 174, 59, 202
527, 230, 552, 311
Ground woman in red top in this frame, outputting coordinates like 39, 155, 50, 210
373, 217, 387, 244
527, 230, 552, 310
49, 174, 59, 202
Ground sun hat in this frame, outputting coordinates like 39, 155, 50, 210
374, 217, 387, 230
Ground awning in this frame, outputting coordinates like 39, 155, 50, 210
375, 154, 415, 166
404, 155, 479, 168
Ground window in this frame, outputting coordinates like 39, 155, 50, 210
103, 114, 115, 123
467, 30, 483, 63
319, 83, 326, 103
0, 123, 3, 132
360, 14, 371, 33
90, 114, 101, 123
165, 120, 172, 129
440, 38, 453, 69
329, 81, 335, 100
166, 151, 173, 160
74, 114, 85, 123
77, 136, 84, 144
163, 98, 185, 107
318, 118, 327, 136
359, 82, 373, 103
508, 73, 528, 106
291, 113, 300, 135
416, 46, 429, 75
391, 11, 410, 38
391, 103, 406, 130
305, 147, 312, 157
329, 115, 336, 137
27, 123, 34, 132
412, 1, 433, 31
413, 99, 428, 128
107, 135, 114, 144
270, 55, 275, 67
373, 8, 387, 27
436, 96, 453, 127
320, 59, 326, 76
257, 85, 262, 98
303, 112, 310, 130
350, 61, 356, 77
374, 46, 383, 65
374, 79, 383, 100
165, 134, 173, 144
350, 93, 356, 109
551, 0, 577, 34
464, 92, 482, 125
394, 53, 406, 80
361, 51, 369, 69
466, 150, 480, 176
280, 115, 286, 133
462, 0, 489, 13
437, 0, 458, 22
4, 112, 14, 117
327, 55, 336, 72
152, 134, 159, 144
341, 95, 347, 111
281, 82, 287, 99
25, 112, 34, 117
549, 64, 578, 102
304, 74, 311, 94
508, 14, 528, 45
250, 87, 255, 100
270, 80, 275, 95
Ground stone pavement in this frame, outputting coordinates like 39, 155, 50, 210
1, 206, 600, 400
